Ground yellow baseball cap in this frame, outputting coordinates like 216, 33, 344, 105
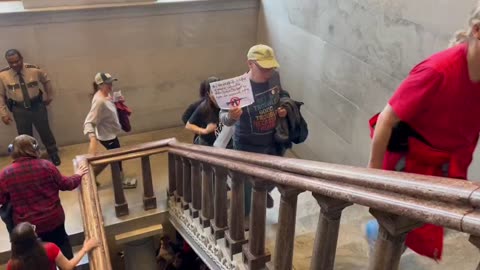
247, 44, 280, 69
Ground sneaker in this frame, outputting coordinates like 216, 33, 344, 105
122, 177, 137, 189
50, 153, 61, 166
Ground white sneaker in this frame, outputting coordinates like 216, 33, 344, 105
122, 177, 137, 189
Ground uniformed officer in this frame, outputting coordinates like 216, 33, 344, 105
0, 49, 61, 166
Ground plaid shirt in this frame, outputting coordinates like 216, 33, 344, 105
0, 157, 82, 234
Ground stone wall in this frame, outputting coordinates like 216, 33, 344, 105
257, 0, 480, 179
0, 0, 258, 153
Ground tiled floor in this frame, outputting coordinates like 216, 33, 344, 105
0, 126, 477, 269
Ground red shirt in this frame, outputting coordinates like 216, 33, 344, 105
0, 158, 82, 233
389, 43, 480, 177
7, 242, 60, 270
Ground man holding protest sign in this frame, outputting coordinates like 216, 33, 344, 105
218, 44, 290, 230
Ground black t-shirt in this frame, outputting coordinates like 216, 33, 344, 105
188, 100, 220, 146
234, 80, 281, 147
182, 98, 204, 124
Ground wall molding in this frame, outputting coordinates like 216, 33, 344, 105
22, 0, 152, 9
0, 0, 258, 27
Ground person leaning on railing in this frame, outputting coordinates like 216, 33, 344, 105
7, 222, 99, 270
0, 135, 89, 260
367, 2, 480, 261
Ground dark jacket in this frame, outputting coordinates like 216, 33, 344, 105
115, 101, 132, 132
274, 97, 308, 148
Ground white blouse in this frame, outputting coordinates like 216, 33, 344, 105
83, 91, 122, 141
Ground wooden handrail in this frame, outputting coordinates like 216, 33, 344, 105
168, 140, 480, 208
88, 148, 168, 166
167, 142, 480, 270
76, 138, 174, 162
74, 139, 173, 270
75, 138, 480, 270
168, 147, 478, 235
74, 157, 112, 270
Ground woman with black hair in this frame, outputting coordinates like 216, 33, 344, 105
185, 77, 222, 146
7, 222, 98, 270
181, 78, 213, 125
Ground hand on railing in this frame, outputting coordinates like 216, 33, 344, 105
82, 238, 100, 253
56, 238, 101, 270
75, 164, 89, 177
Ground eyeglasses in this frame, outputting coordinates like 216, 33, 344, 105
253, 61, 274, 72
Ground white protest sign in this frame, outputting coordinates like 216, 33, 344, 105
210, 73, 254, 110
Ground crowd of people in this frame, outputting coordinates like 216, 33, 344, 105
0, 1, 479, 268
0, 50, 137, 268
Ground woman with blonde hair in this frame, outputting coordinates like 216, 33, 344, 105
368, 2, 480, 261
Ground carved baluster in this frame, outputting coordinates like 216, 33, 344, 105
225, 171, 248, 258
167, 153, 176, 197
189, 160, 201, 218
111, 162, 128, 217
368, 209, 422, 270
181, 157, 192, 210
469, 235, 480, 270
267, 187, 302, 270
174, 155, 183, 203
212, 166, 228, 240
242, 178, 271, 270
310, 195, 352, 270
200, 163, 214, 227
141, 156, 157, 210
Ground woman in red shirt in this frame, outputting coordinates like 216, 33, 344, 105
7, 222, 99, 270
368, 3, 480, 260
0, 135, 89, 259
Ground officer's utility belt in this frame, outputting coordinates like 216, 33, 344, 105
7, 93, 43, 111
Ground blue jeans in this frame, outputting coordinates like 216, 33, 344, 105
233, 142, 281, 216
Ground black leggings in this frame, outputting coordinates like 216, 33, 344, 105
38, 224, 73, 259
100, 137, 123, 171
